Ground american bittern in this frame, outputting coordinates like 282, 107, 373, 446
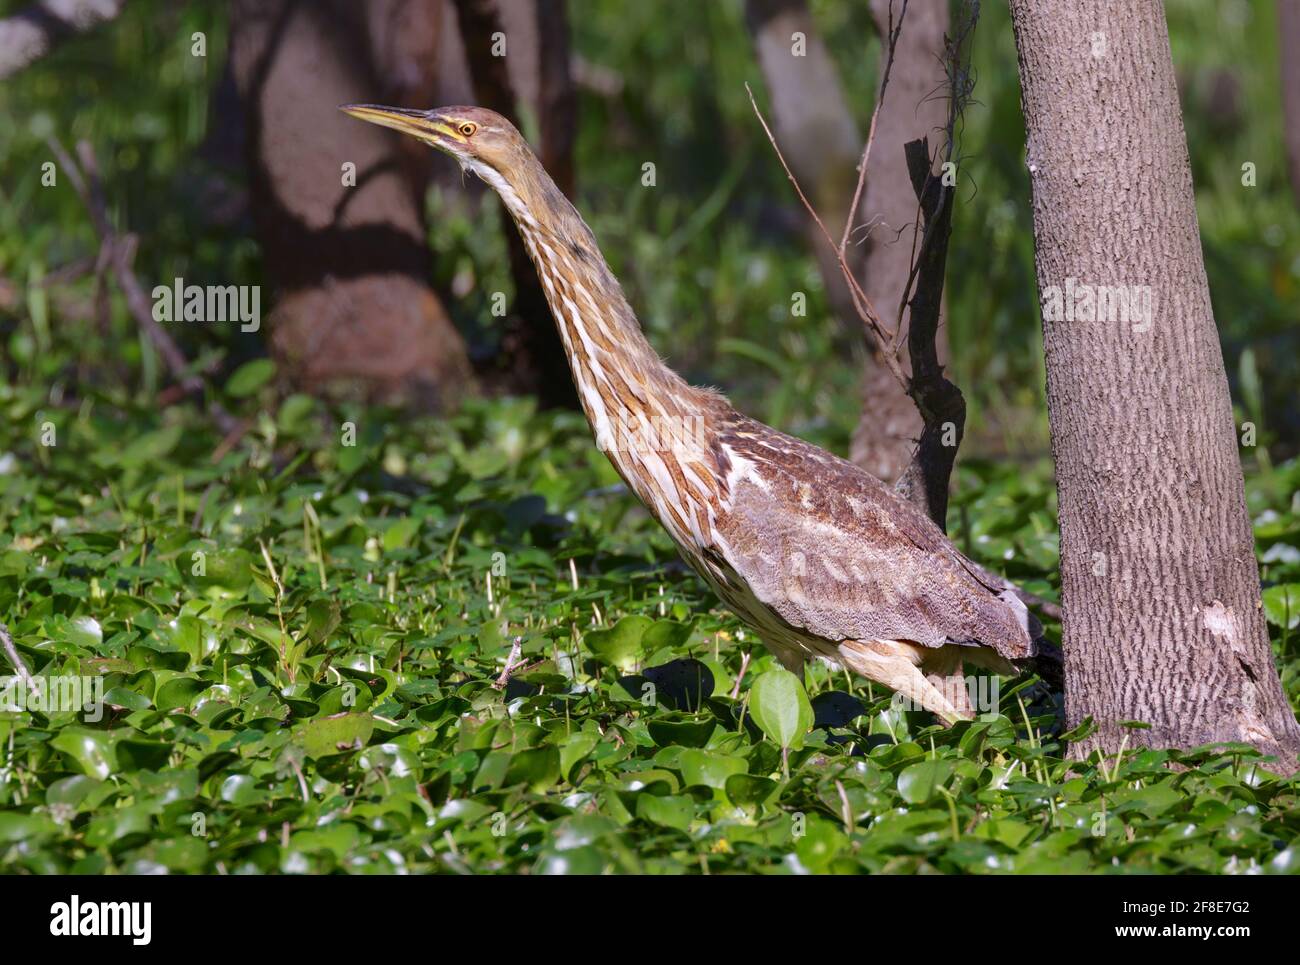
342, 104, 1046, 723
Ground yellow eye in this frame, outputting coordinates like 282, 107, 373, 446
458, 122, 478, 137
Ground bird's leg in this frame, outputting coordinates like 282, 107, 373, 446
920, 645, 975, 720
837, 639, 969, 725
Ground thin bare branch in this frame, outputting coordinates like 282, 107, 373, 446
840, 0, 909, 260
46, 136, 240, 435
0, 621, 36, 691
744, 82, 906, 388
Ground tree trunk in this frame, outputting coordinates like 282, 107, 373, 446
850, 0, 950, 484
1009, 0, 1300, 770
0, 0, 125, 80
744, 0, 949, 484
743, 0, 868, 368
1281, 0, 1300, 205
452, 0, 578, 408
537, 0, 577, 200
229, 0, 472, 407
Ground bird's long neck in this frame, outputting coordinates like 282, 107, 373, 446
505, 181, 684, 423
485, 162, 719, 545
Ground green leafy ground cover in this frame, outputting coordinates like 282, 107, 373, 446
1, 386, 1298, 874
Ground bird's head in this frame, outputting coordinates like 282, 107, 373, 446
340, 104, 538, 212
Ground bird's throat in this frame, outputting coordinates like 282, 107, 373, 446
502, 183, 718, 546
511, 207, 693, 448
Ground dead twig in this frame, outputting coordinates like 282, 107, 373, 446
839, 0, 910, 264
46, 136, 240, 436
889, 3, 982, 527
0, 621, 36, 690
745, 0, 915, 390
493, 636, 525, 690
729, 649, 752, 701
749, 0, 985, 534
744, 83, 902, 384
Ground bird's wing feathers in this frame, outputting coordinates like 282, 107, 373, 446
709, 415, 1036, 661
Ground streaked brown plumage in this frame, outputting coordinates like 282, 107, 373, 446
342, 104, 1043, 722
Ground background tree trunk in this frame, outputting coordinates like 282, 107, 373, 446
0, 0, 125, 80
1280, 0, 1300, 205
452, 0, 578, 408
1009, 0, 1300, 770
849, 0, 949, 484
745, 0, 949, 484
743, 0, 862, 240
229, 0, 472, 407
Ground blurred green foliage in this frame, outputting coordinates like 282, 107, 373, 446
1, 0, 1296, 455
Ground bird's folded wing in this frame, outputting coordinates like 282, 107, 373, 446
711, 422, 1036, 661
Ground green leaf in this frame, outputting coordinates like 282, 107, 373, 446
219, 774, 263, 806
0, 811, 58, 843
642, 620, 693, 651
383, 516, 421, 552
293, 713, 374, 759
677, 749, 746, 790
897, 759, 954, 805
226, 358, 276, 397
304, 599, 342, 646
505, 746, 561, 791
63, 615, 103, 649
191, 547, 254, 595
46, 775, 103, 806
794, 816, 847, 872
646, 716, 715, 748
558, 731, 600, 781
636, 793, 694, 831
84, 804, 152, 847
116, 739, 171, 771
103, 687, 152, 712
748, 669, 814, 750
50, 728, 117, 779
724, 773, 778, 810
118, 425, 182, 466
1262, 584, 1300, 629
584, 615, 652, 672
277, 393, 317, 434
155, 676, 206, 713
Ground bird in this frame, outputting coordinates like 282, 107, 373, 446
341, 104, 1048, 724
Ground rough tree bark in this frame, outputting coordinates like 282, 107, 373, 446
364, 0, 447, 202
1009, 0, 1300, 770
536, 0, 577, 200
229, 0, 472, 407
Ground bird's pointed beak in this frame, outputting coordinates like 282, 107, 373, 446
339, 103, 459, 150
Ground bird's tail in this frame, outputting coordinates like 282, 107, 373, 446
995, 586, 1062, 689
